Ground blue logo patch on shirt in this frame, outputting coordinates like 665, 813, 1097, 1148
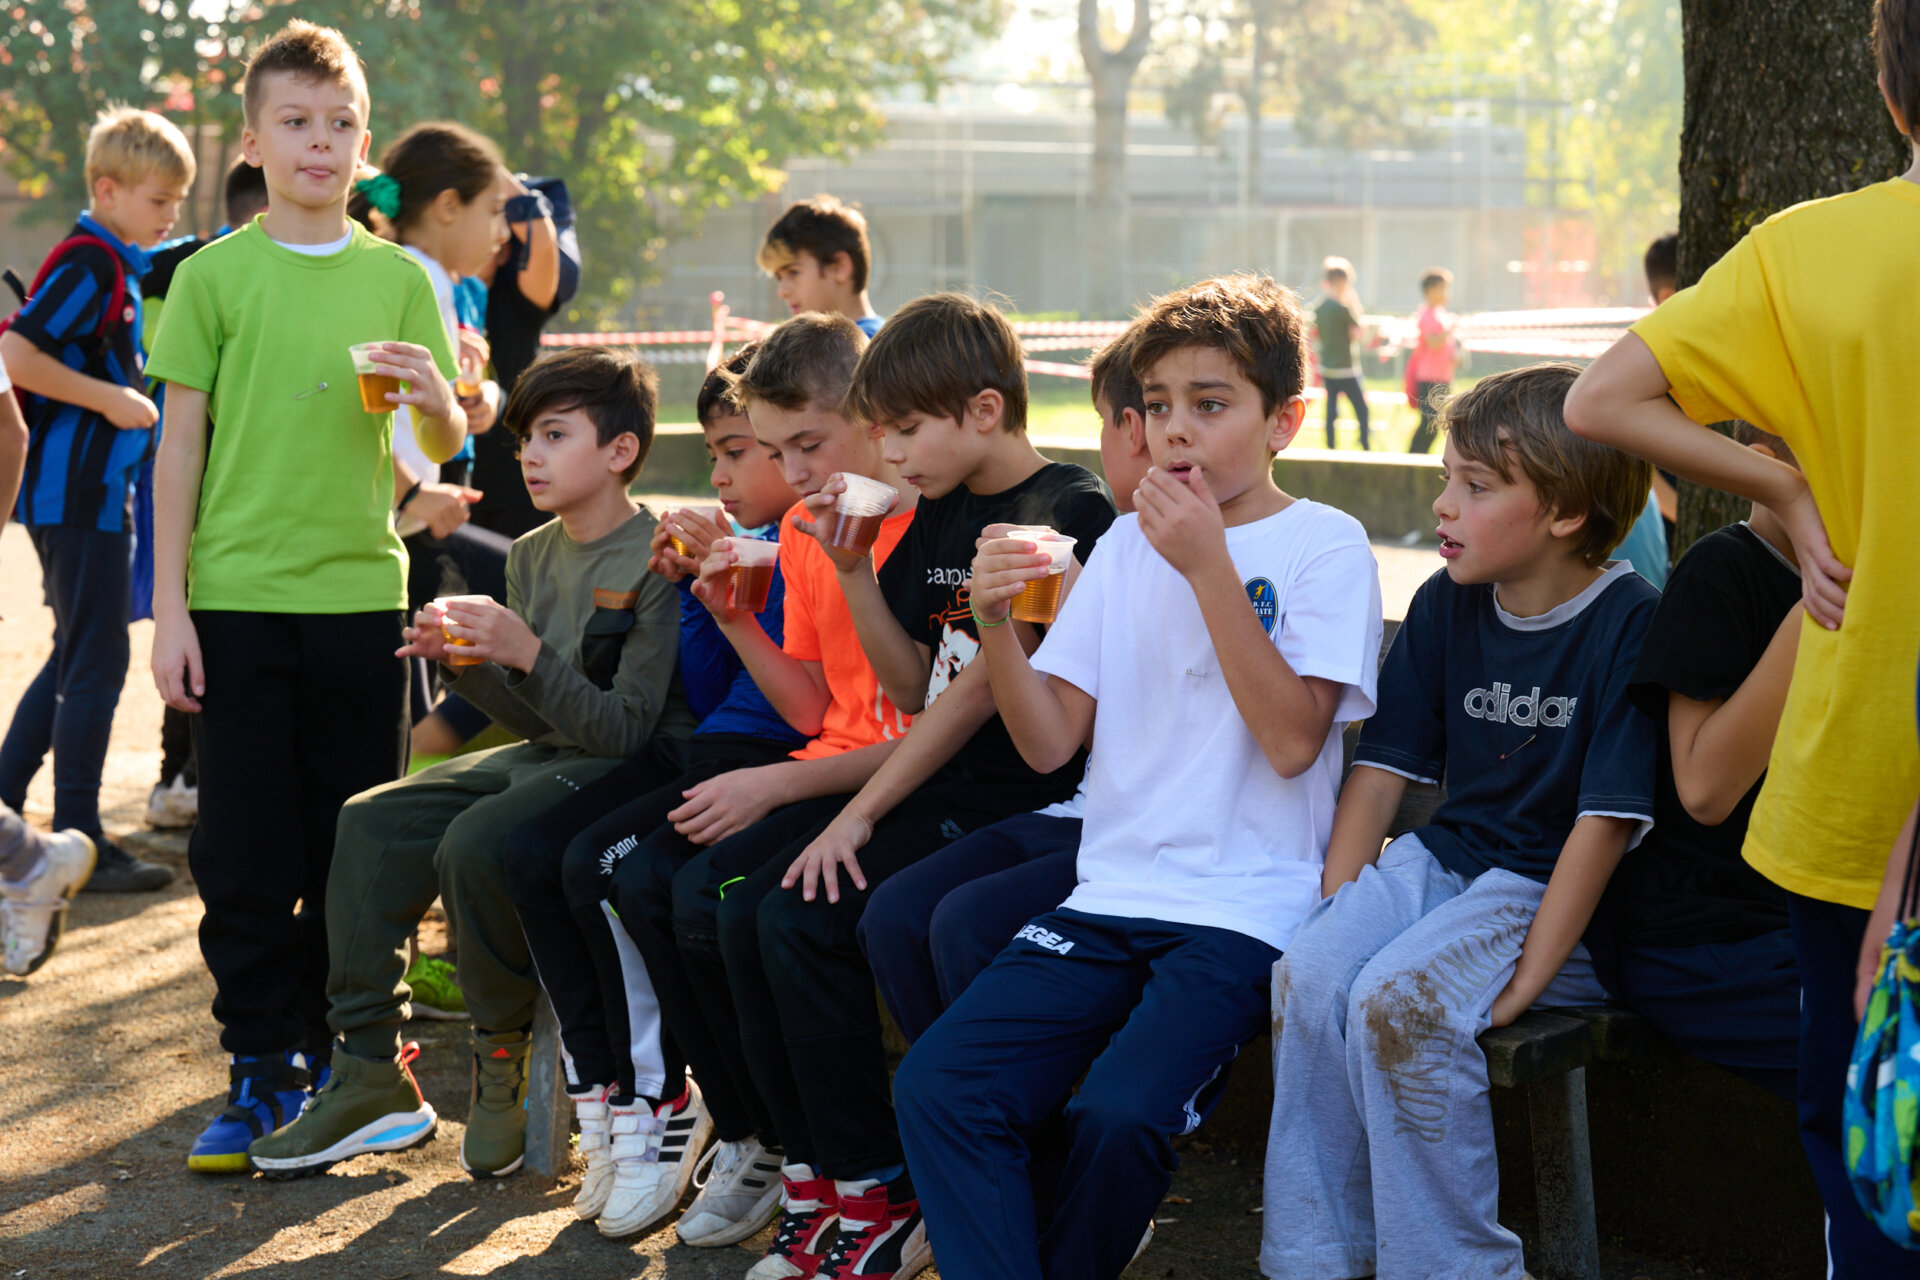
1245, 577, 1278, 635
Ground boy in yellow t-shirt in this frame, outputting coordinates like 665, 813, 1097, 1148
1565, 3, 1920, 1269
144, 22, 463, 1174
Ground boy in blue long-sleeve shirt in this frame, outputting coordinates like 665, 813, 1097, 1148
0, 107, 196, 893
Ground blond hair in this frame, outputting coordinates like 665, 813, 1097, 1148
85, 107, 196, 196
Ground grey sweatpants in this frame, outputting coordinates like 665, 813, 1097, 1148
1261, 833, 1608, 1280
0, 801, 45, 883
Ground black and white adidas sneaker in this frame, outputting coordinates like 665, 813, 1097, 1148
596, 1081, 714, 1239
676, 1136, 787, 1246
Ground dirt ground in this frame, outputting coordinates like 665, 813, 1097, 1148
0, 521, 1730, 1279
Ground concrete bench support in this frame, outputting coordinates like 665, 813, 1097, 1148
1525, 1065, 1601, 1280
524, 994, 572, 1180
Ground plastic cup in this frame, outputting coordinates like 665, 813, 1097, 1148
1005, 527, 1077, 624
349, 343, 404, 414
433, 593, 492, 666
724, 538, 780, 613
822, 474, 898, 556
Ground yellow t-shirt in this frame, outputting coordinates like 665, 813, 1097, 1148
1632, 177, 1920, 909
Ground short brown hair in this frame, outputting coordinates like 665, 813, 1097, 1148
728, 314, 867, 414
1730, 419, 1798, 469
1420, 266, 1454, 293
1444, 363, 1652, 568
84, 107, 196, 194
1129, 274, 1309, 416
844, 293, 1029, 432
757, 196, 874, 291
698, 341, 761, 427
506, 346, 658, 484
1878, 0, 1920, 136
1088, 327, 1145, 423
348, 122, 503, 239
243, 21, 369, 128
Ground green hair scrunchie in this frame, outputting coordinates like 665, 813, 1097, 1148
355, 172, 402, 219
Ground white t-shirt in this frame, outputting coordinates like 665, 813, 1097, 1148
390, 244, 461, 487
1031, 501, 1383, 951
0, 359, 11, 396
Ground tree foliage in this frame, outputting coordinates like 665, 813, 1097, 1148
0, 0, 997, 320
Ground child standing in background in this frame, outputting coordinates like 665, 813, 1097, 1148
1405, 266, 1457, 454
1314, 257, 1370, 450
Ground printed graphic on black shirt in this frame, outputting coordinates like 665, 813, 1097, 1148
877, 461, 1117, 786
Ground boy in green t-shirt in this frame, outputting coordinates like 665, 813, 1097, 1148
1566, 3, 1920, 1268
144, 21, 466, 1174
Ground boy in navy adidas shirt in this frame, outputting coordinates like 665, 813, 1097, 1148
895, 275, 1382, 1280
1262, 363, 1657, 1280
0, 107, 195, 891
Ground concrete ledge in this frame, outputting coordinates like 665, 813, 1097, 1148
643, 426, 1443, 543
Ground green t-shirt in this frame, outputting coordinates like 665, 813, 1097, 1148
1315, 296, 1359, 374
144, 220, 457, 613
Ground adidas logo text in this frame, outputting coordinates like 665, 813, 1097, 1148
1462, 683, 1576, 728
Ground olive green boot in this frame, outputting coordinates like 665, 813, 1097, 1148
249, 1043, 436, 1177
461, 1027, 531, 1178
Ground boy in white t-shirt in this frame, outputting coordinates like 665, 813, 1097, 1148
893, 274, 1382, 1280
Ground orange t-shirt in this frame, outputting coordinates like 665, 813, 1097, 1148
780, 501, 915, 759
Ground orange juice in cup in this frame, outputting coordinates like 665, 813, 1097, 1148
433, 593, 491, 666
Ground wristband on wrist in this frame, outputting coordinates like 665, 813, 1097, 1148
970, 602, 1010, 629
397, 480, 422, 513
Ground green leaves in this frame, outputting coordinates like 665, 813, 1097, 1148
0, 0, 998, 312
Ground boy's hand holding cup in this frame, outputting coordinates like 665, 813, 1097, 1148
691, 537, 777, 620
349, 341, 456, 421
792, 473, 897, 573
651, 506, 728, 581
397, 603, 456, 664
970, 523, 1077, 626
435, 594, 541, 674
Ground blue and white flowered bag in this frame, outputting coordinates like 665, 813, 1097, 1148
1846, 820, 1920, 1249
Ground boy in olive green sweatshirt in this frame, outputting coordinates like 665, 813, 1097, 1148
250, 345, 694, 1181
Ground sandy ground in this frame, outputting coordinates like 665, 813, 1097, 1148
0, 520, 1708, 1279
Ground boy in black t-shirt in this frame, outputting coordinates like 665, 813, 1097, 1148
1603, 421, 1804, 1098
728, 293, 1114, 1279
1263, 363, 1658, 1280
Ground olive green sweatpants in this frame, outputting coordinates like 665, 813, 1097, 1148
324, 743, 623, 1059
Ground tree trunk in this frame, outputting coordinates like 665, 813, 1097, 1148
1670, 0, 1906, 553
497, 0, 549, 174
1080, 0, 1152, 318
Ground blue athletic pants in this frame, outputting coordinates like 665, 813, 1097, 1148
1606, 930, 1798, 1100
1788, 891, 1920, 1276
857, 813, 1082, 1043
0, 525, 131, 835
896, 908, 1277, 1280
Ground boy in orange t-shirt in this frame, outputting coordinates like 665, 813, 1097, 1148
595, 312, 919, 1250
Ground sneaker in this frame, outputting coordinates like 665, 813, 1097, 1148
816, 1174, 930, 1279
461, 1027, 530, 1178
746, 1165, 841, 1280
249, 1042, 436, 1176
80, 838, 175, 894
0, 830, 96, 975
570, 1083, 617, 1219
598, 1082, 714, 1239
144, 776, 198, 830
187, 1051, 317, 1174
404, 955, 470, 1020
677, 1136, 785, 1246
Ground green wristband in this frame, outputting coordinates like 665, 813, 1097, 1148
971, 603, 1010, 629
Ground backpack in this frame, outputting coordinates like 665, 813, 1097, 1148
1, 235, 131, 420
